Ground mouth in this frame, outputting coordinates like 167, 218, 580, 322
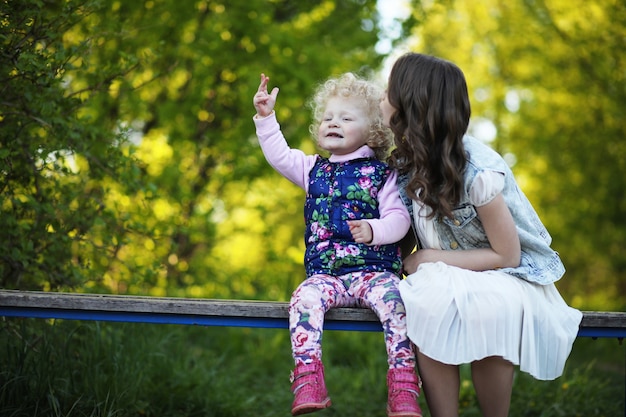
325, 132, 344, 139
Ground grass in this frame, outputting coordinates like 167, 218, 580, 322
0, 318, 623, 416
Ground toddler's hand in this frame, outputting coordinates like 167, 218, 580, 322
347, 220, 373, 244
253, 73, 279, 117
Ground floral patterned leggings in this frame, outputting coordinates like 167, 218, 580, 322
289, 270, 416, 369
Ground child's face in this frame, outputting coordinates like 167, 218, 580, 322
379, 90, 396, 128
317, 97, 370, 156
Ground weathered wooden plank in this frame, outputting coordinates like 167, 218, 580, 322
0, 290, 624, 330
0, 290, 378, 322
580, 311, 626, 328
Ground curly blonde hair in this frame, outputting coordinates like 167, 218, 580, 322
308, 73, 392, 161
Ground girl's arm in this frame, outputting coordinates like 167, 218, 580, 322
254, 112, 315, 189
402, 193, 521, 274
349, 170, 411, 245
253, 73, 316, 189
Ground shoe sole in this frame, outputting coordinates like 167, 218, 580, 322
386, 408, 422, 417
292, 398, 332, 415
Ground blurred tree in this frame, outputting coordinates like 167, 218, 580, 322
1, 0, 393, 299
0, 0, 147, 290
401, 0, 626, 309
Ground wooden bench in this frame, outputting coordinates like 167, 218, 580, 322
1, 290, 625, 339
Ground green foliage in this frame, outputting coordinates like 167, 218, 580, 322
4, 0, 623, 310
402, 0, 626, 309
3, 1, 624, 415
0, 0, 148, 290
78, 0, 386, 297
0, 319, 226, 416
0, 0, 386, 296
0, 319, 623, 416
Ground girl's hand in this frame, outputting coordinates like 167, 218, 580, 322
402, 251, 418, 275
253, 73, 279, 117
402, 249, 423, 275
347, 220, 373, 244
402, 194, 521, 275
402, 249, 435, 275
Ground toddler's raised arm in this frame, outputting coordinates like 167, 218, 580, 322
253, 73, 279, 118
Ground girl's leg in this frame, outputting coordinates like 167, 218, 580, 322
356, 271, 422, 416
289, 275, 342, 415
289, 274, 345, 365
416, 351, 460, 417
355, 271, 415, 368
471, 356, 514, 417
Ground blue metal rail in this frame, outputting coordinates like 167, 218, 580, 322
2, 305, 626, 338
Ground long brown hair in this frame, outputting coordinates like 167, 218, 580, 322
387, 53, 471, 219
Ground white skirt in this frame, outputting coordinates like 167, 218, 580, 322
399, 261, 582, 380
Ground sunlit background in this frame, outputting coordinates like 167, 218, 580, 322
2, 0, 624, 310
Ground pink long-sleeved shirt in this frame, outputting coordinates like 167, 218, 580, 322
254, 112, 410, 246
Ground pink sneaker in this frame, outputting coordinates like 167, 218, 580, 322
290, 359, 332, 415
387, 367, 422, 417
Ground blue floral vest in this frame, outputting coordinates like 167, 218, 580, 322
304, 156, 403, 277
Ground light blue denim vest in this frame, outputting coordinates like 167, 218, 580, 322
397, 135, 564, 285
